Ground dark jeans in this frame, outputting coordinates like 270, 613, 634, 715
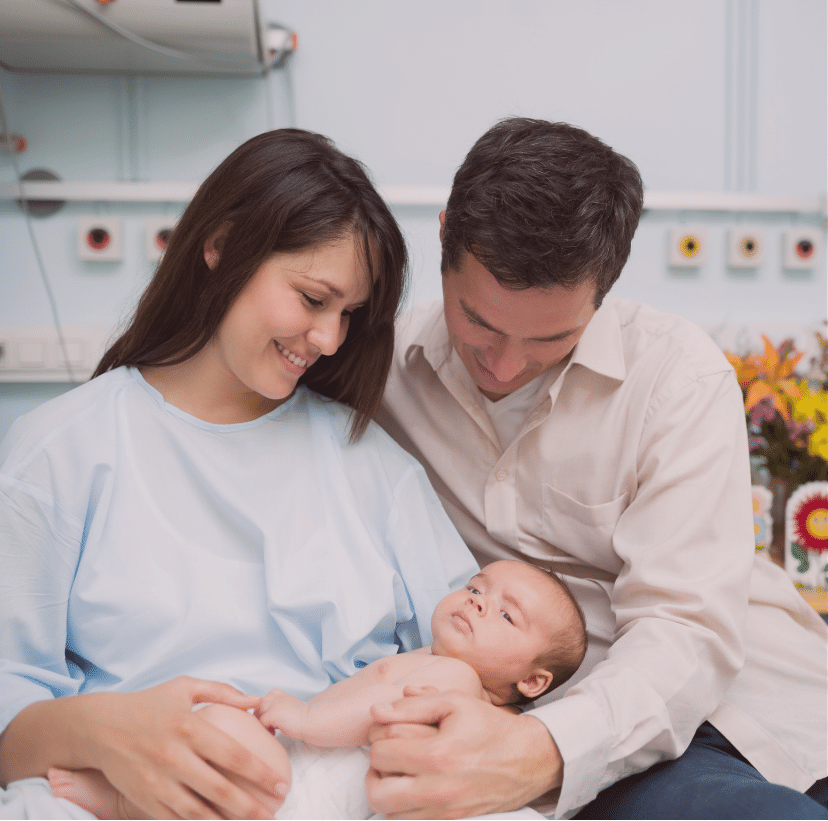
574, 723, 828, 819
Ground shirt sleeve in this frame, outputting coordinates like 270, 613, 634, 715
383, 462, 479, 652
529, 369, 754, 818
0, 472, 86, 734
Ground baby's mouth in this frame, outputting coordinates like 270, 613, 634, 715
452, 611, 472, 634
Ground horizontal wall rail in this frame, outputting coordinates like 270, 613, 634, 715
0, 181, 825, 214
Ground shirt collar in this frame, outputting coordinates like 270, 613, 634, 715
412, 296, 627, 383
568, 297, 626, 381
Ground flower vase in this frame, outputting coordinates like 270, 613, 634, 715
769, 477, 790, 567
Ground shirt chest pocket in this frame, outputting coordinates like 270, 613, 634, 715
540, 484, 627, 574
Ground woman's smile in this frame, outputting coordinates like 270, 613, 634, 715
275, 341, 310, 372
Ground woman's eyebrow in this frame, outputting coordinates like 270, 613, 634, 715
301, 276, 368, 307
301, 276, 345, 298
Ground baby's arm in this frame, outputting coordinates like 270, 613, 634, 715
258, 654, 484, 748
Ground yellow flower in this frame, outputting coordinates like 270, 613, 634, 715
808, 423, 828, 460
792, 381, 828, 424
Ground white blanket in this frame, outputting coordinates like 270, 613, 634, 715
1, 745, 545, 820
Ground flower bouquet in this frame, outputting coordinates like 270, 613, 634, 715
726, 330, 828, 600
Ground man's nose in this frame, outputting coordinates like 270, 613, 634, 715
485, 340, 526, 383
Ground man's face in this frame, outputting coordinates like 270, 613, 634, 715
441, 242, 598, 401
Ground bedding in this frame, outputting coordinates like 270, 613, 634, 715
0, 744, 547, 820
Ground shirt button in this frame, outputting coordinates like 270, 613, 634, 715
495, 470, 508, 481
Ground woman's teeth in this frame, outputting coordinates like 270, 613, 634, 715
277, 343, 307, 368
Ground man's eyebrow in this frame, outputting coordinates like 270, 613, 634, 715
460, 299, 579, 343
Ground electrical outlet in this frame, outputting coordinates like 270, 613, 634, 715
0, 325, 113, 381
669, 227, 707, 267
78, 216, 123, 262
782, 228, 823, 270
145, 216, 177, 262
727, 227, 767, 268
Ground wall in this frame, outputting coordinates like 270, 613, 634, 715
0, 0, 825, 438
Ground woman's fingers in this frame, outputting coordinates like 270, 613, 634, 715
190, 714, 287, 818
176, 676, 264, 712
85, 681, 283, 819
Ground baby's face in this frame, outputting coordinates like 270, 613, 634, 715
431, 560, 561, 694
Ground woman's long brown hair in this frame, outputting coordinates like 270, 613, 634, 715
94, 129, 408, 440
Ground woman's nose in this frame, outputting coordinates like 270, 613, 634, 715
308, 313, 343, 356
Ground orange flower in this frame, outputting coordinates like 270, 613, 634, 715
724, 350, 760, 391
726, 336, 803, 421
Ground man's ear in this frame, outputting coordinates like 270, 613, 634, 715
204, 223, 231, 270
516, 668, 553, 701
438, 209, 446, 243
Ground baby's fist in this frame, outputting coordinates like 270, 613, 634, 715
256, 689, 304, 736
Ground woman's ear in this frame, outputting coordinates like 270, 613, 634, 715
438, 209, 446, 243
516, 668, 553, 701
204, 223, 230, 270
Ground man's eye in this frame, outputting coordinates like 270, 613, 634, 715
501, 610, 513, 624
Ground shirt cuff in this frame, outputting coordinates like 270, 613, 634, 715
528, 693, 611, 818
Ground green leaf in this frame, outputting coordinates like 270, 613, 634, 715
791, 543, 809, 573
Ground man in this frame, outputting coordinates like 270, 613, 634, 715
372, 118, 828, 819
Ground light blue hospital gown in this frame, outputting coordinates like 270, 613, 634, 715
0, 367, 478, 736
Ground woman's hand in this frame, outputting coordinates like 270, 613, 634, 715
1, 676, 287, 819
83, 676, 290, 819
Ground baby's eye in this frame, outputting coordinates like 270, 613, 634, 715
500, 610, 513, 624
468, 587, 480, 595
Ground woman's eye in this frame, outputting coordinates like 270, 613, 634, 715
302, 293, 324, 308
501, 610, 513, 624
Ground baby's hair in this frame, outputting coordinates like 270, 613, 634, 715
514, 565, 588, 706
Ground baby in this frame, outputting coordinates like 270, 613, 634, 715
48, 560, 587, 819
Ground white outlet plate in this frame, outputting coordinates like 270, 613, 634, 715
727, 227, 767, 268
0, 325, 115, 381
669, 227, 707, 267
145, 216, 177, 261
782, 227, 824, 270
78, 216, 123, 262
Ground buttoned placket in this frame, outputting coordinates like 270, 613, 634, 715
483, 363, 573, 549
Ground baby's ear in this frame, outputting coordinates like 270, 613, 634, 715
516, 668, 553, 700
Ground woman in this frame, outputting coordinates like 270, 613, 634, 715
0, 129, 477, 819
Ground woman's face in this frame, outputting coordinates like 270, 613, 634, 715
208, 234, 370, 416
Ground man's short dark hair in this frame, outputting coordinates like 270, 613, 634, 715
441, 118, 644, 307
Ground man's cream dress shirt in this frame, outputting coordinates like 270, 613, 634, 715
379, 296, 827, 818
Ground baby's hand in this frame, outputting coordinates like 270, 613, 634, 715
256, 689, 307, 739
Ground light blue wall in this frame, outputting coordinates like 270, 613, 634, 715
1, 0, 826, 438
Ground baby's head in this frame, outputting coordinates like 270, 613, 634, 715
430, 560, 587, 706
